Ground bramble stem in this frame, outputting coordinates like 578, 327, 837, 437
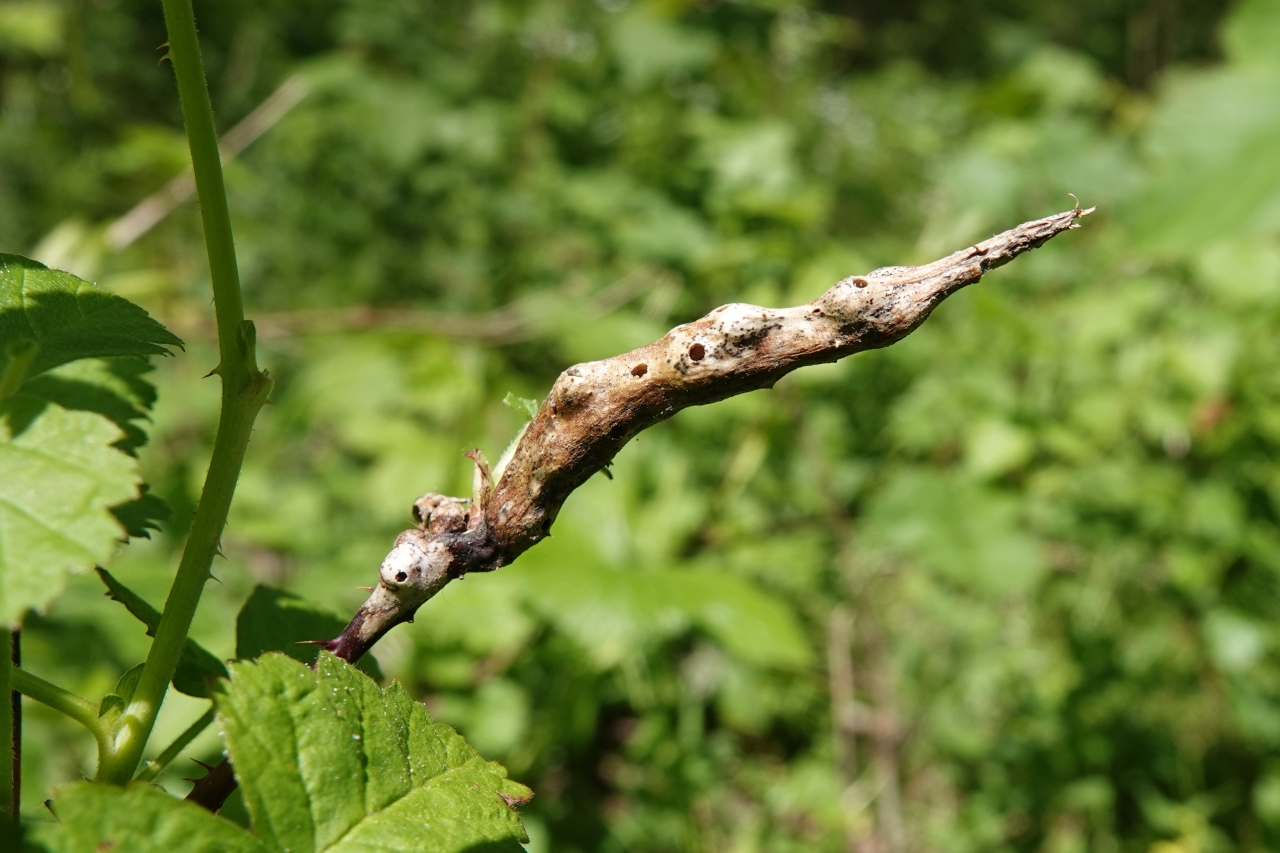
135, 706, 215, 783
1, 345, 37, 819
0, 631, 12, 821
2, 345, 38, 819
97, 0, 271, 783
157, 4, 244, 373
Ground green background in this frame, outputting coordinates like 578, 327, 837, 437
5, 0, 1280, 850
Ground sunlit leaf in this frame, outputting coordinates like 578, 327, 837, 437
35, 656, 531, 852
0, 254, 181, 382
217, 653, 530, 853
0, 396, 139, 627
31, 782, 269, 853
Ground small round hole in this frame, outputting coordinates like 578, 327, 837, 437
689, 343, 705, 361
394, 571, 408, 582
631, 363, 648, 377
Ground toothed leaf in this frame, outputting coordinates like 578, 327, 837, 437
96, 568, 228, 697
0, 396, 139, 628
216, 653, 530, 853
30, 783, 269, 853
0, 254, 182, 381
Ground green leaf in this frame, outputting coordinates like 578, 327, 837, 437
23, 358, 162, 456
501, 391, 541, 419
23, 358, 170, 536
97, 661, 144, 718
0, 395, 140, 628
109, 485, 171, 540
217, 653, 530, 853
34, 657, 529, 852
96, 568, 228, 697
235, 585, 382, 681
31, 782, 270, 853
0, 254, 182, 382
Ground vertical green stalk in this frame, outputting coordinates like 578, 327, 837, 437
1, 343, 33, 821
96, 0, 271, 784
0, 630, 13, 822
9, 633, 17, 820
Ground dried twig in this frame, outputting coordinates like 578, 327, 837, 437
327, 203, 1093, 660
186, 202, 1092, 812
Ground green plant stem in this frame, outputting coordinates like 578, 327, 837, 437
1, 344, 36, 820
97, 0, 270, 784
2, 346, 38, 820
8, 633, 17, 822
158, 5, 244, 374
135, 706, 215, 783
100, 384, 266, 784
10, 668, 106, 755
0, 631, 12, 822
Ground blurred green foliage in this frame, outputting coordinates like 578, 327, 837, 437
4, 0, 1280, 851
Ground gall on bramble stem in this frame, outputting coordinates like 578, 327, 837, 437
319, 204, 1094, 665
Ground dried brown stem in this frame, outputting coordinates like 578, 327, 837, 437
325, 204, 1092, 662
186, 203, 1091, 815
